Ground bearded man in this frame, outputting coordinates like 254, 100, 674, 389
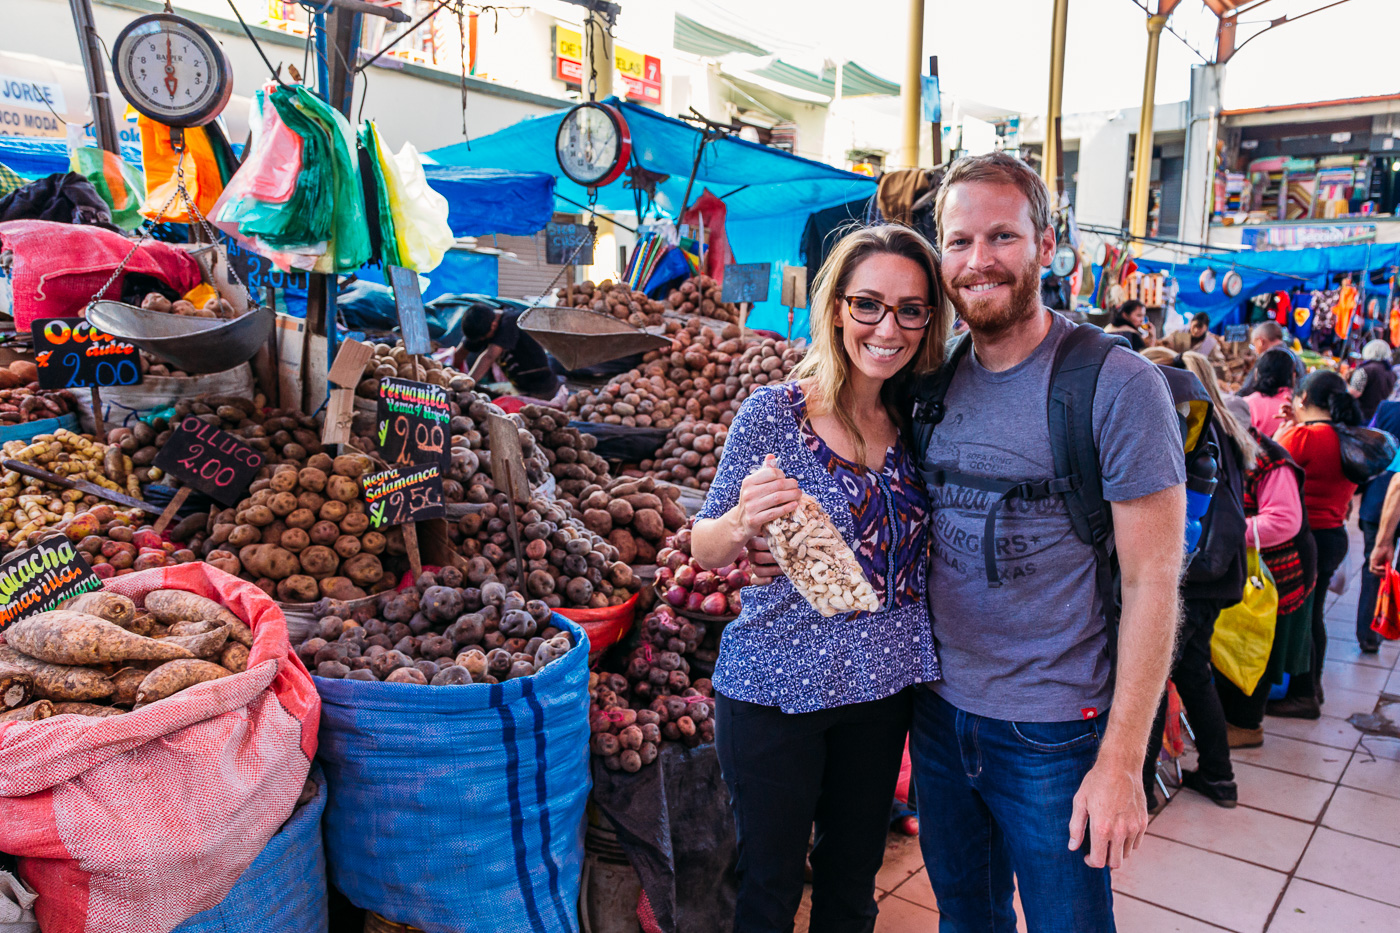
908, 153, 1186, 932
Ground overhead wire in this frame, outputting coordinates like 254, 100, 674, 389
222, 0, 290, 85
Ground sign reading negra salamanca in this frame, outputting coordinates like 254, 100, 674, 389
376, 377, 451, 473
152, 416, 266, 507
364, 463, 446, 529
0, 537, 102, 631
32, 318, 142, 390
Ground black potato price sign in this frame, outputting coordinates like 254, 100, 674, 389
364, 464, 446, 529
153, 416, 266, 507
32, 319, 142, 390
376, 377, 451, 473
0, 536, 102, 631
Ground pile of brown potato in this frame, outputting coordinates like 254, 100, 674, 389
665, 274, 741, 324
0, 589, 253, 722
515, 404, 613, 509
575, 474, 688, 566
555, 279, 666, 328
204, 453, 395, 604
292, 568, 575, 685
139, 292, 239, 319
640, 421, 727, 490
447, 490, 638, 610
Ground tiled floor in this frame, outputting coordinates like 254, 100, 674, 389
796, 524, 1400, 932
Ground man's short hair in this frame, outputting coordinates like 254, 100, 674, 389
1191, 311, 1211, 327
462, 304, 498, 340
1251, 320, 1285, 343
934, 152, 1052, 238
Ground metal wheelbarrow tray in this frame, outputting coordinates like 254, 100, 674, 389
518, 306, 672, 371
85, 300, 275, 375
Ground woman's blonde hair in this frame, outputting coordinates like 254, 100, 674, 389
1178, 350, 1258, 472
789, 224, 951, 469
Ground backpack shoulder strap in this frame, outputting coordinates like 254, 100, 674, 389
909, 331, 973, 459
1048, 324, 1126, 629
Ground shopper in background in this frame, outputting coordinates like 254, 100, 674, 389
691, 224, 948, 933
1162, 311, 1222, 360
1239, 321, 1307, 395
1355, 398, 1400, 652
454, 304, 564, 401
1270, 370, 1362, 718
1106, 299, 1153, 352
1350, 339, 1397, 424
1142, 351, 1250, 809
1243, 348, 1301, 437
1218, 419, 1316, 748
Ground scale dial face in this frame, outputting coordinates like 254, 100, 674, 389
112, 14, 232, 127
555, 102, 631, 188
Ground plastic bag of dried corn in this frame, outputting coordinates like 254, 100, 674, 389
766, 494, 880, 617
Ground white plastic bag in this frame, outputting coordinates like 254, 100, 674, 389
1329, 552, 1353, 596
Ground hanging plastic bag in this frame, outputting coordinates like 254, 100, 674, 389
138, 116, 227, 222
284, 86, 369, 273
1211, 526, 1278, 694
1372, 565, 1400, 640
358, 121, 401, 270
1330, 551, 1353, 596
69, 147, 145, 231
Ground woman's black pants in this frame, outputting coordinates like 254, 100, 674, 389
715, 689, 912, 933
1289, 526, 1349, 701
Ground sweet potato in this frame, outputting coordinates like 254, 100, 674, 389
220, 642, 249, 673
63, 592, 136, 628
0, 700, 53, 722
52, 702, 123, 718
0, 647, 114, 701
111, 667, 146, 706
160, 625, 229, 659
167, 620, 218, 637
135, 659, 232, 704
143, 590, 255, 648
0, 663, 33, 710
6, 611, 195, 665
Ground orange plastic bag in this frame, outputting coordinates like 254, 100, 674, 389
1372, 565, 1400, 640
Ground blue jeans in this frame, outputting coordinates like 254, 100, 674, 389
911, 690, 1115, 933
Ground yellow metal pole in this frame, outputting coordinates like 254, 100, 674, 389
1043, 0, 1070, 194
898, 0, 925, 168
1128, 14, 1167, 241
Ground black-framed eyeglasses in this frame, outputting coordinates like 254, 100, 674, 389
840, 294, 932, 330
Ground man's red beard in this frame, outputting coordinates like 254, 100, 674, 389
944, 253, 1043, 338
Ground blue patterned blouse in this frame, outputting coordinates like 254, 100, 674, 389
697, 383, 939, 713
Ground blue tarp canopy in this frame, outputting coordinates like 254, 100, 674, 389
427, 98, 878, 336
1136, 241, 1400, 328
0, 136, 554, 238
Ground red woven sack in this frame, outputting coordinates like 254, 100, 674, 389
0, 563, 319, 933
0, 219, 203, 329
1373, 565, 1400, 641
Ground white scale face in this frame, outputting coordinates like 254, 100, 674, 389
113, 15, 229, 126
557, 104, 621, 187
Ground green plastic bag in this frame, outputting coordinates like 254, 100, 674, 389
69, 146, 146, 231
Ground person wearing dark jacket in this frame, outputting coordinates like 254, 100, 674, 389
1239, 321, 1306, 396
1143, 351, 1251, 810
1351, 339, 1397, 424
1355, 399, 1400, 651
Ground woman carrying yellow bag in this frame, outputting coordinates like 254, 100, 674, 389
1212, 523, 1279, 696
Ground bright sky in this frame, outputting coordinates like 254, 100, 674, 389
686, 0, 1398, 115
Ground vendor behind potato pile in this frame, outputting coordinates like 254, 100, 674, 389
453, 304, 563, 400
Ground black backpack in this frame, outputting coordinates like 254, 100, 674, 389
1183, 421, 1248, 598
910, 323, 1213, 635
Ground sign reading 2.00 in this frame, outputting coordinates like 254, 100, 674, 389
32, 319, 142, 390
376, 377, 451, 473
152, 415, 265, 507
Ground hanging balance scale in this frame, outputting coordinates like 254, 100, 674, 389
111, 12, 233, 127
555, 101, 632, 189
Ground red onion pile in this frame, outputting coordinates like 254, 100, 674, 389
655, 526, 747, 618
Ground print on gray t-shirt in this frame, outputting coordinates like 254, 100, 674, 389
924, 314, 1185, 722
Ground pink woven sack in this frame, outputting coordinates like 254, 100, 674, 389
0, 563, 319, 933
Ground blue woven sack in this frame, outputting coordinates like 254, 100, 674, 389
317, 615, 590, 933
174, 763, 329, 933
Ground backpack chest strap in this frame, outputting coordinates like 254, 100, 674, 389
923, 467, 1079, 587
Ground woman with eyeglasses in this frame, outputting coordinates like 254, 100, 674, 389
691, 224, 950, 933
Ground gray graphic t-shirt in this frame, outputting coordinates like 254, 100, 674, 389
925, 313, 1185, 721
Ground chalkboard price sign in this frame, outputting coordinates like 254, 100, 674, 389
720, 263, 771, 304
219, 233, 310, 295
152, 415, 266, 507
377, 377, 452, 473
32, 319, 142, 390
545, 222, 595, 266
388, 265, 431, 356
1224, 324, 1250, 343
364, 463, 446, 529
0, 536, 103, 631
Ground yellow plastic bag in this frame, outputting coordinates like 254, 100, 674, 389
371, 133, 453, 274
1211, 525, 1278, 694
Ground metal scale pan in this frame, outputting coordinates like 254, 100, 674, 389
518, 306, 672, 371
85, 300, 275, 374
